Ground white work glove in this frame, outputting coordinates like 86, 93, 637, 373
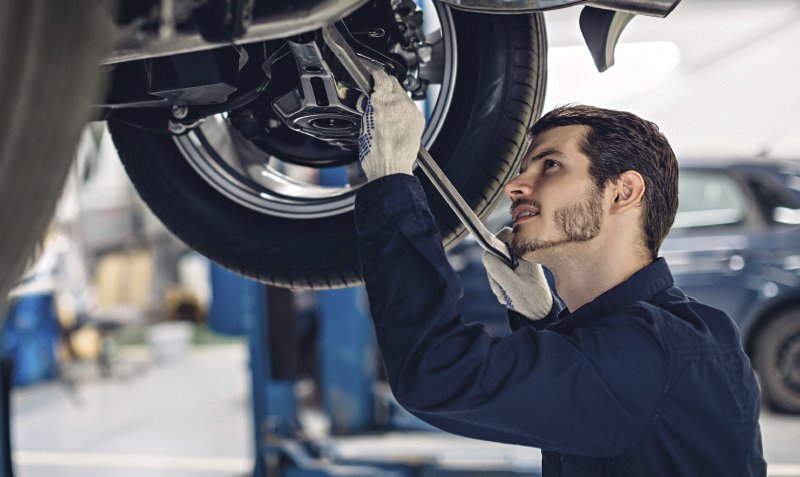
481, 228, 553, 321
358, 69, 426, 181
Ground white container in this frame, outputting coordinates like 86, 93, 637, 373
146, 321, 193, 363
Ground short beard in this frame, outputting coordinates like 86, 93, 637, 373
510, 186, 604, 258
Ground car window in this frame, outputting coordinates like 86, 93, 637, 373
746, 175, 800, 225
672, 171, 747, 229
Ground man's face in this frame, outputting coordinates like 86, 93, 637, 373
503, 125, 605, 261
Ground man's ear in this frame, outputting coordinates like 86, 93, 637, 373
609, 170, 645, 214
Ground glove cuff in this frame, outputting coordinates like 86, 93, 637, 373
362, 162, 414, 182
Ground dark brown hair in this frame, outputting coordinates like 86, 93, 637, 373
529, 104, 679, 259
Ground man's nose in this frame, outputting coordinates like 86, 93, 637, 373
503, 175, 534, 200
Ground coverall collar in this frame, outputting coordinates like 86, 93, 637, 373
552, 258, 675, 331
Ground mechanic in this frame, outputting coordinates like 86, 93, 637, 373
354, 70, 766, 476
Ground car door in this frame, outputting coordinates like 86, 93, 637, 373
660, 168, 759, 322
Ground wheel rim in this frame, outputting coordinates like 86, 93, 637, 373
777, 329, 800, 394
174, 3, 457, 220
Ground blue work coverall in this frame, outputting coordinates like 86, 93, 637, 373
354, 174, 766, 476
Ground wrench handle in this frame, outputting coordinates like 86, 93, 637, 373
415, 147, 518, 269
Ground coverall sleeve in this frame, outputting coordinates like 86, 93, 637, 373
507, 304, 561, 332
355, 175, 667, 457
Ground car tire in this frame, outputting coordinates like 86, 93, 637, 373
754, 308, 800, 413
0, 1, 111, 308
108, 11, 547, 289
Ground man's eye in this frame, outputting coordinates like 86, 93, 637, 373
543, 159, 558, 170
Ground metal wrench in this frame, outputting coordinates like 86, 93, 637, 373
322, 23, 518, 269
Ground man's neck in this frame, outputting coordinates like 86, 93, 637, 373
547, 244, 651, 312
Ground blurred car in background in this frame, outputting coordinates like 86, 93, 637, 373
450, 158, 800, 413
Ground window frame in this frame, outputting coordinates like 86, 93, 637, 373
671, 167, 755, 233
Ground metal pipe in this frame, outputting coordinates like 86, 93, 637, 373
102, 0, 369, 65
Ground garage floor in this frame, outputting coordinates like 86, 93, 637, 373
10, 343, 800, 476
11, 344, 252, 477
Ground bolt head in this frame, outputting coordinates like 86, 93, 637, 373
417, 44, 433, 63
171, 105, 188, 119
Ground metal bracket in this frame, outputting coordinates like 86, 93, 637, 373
579, 6, 635, 72
272, 40, 362, 143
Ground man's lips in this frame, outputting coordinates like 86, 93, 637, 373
513, 214, 537, 226
511, 204, 540, 225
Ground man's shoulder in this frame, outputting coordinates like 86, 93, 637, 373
608, 286, 742, 353
559, 295, 737, 384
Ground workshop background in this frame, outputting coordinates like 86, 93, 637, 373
5, 0, 800, 476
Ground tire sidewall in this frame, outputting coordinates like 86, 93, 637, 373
754, 310, 800, 413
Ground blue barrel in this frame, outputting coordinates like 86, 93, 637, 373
2, 293, 60, 386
